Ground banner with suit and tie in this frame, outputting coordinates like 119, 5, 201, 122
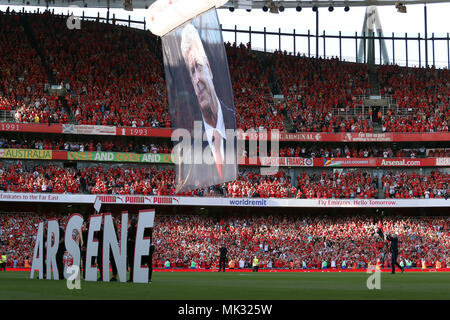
161, 8, 238, 193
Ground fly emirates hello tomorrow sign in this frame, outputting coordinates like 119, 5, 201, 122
29, 210, 155, 283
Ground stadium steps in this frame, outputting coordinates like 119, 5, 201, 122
59, 96, 77, 124
283, 103, 295, 133
373, 122, 383, 133
20, 15, 57, 85
144, 33, 164, 67
0, 110, 15, 123
21, 15, 76, 124
368, 64, 380, 96
255, 53, 297, 132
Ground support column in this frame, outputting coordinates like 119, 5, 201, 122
316, 8, 319, 58
107, 0, 110, 23
293, 29, 296, 55
424, 4, 428, 68
264, 27, 267, 52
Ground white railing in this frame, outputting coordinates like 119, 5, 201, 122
0, 110, 14, 123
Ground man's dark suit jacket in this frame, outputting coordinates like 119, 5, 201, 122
219, 246, 228, 259
386, 235, 399, 253
176, 100, 237, 192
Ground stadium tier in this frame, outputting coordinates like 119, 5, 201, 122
0, 11, 448, 133
0, 162, 448, 198
1, 137, 449, 158
1, 213, 448, 270
0, 10, 448, 201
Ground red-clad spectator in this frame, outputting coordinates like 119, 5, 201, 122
1, 214, 448, 270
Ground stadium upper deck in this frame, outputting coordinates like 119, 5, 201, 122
0, 10, 448, 209
0, 11, 448, 136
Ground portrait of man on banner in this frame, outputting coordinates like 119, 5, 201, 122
162, 9, 237, 193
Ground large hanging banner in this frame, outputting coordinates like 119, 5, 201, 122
150, 0, 237, 192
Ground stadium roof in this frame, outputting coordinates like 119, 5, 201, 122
0, 0, 449, 10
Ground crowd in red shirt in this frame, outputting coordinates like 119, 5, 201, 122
3, 138, 449, 159
26, 12, 170, 128
272, 52, 372, 133
296, 170, 377, 199
378, 65, 449, 133
1, 213, 448, 270
227, 43, 285, 131
0, 137, 171, 154
0, 162, 176, 195
382, 170, 449, 199
274, 145, 440, 158
2, 12, 448, 134
0, 12, 68, 124
225, 170, 295, 198
1, 162, 447, 199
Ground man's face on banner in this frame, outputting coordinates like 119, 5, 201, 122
185, 40, 215, 116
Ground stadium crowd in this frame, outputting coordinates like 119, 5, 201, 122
0, 162, 447, 199
27, 12, 170, 128
0, 12, 68, 124
0, 137, 171, 154
295, 170, 378, 199
227, 43, 286, 131
152, 215, 449, 270
0, 213, 448, 270
1, 11, 448, 133
382, 170, 449, 199
2, 138, 449, 159
275, 145, 447, 158
378, 65, 449, 133
270, 52, 373, 133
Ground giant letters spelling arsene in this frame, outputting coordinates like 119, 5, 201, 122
29, 210, 155, 283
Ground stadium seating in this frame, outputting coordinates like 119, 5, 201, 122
1, 213, 448, 270
275, 146, 434, 158
378, 65, 450, 133
382, 170, 449, 199
26, 11, 170, 128
2, 137, 446, 158
296, 170, 377, 199
1, 11, 447, 133
0, 162, 447, 199
0, 10, 449, 282
0, 137, 171, 153
0, 12, 67, 124
226, 42, 285, 131
270, 52, 372, 133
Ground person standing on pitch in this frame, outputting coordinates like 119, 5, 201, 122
0, 251, 6, 271
80, 221, 88, 279
42, 221, 47, 278
148, 241, 155, 283
252, 256, 259, 272
386, 233, 404, 274
218, 243, 228, 272
56, 223, 65, 280
142, 227, 155, 283
95, 219, 104, 281
127, 218, 137, 282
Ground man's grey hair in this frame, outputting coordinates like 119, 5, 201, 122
180, 23, 206, 63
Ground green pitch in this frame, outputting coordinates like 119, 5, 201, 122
1, 271, 449, 300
